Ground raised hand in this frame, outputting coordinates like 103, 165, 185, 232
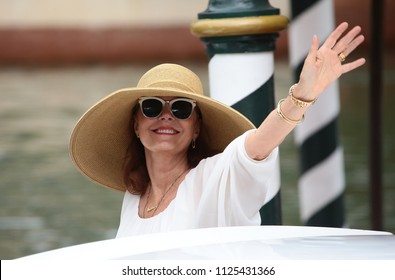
295, 22, 366, 101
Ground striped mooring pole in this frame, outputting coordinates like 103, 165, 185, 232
191, 0, 288, 225
288, 0, 346, 227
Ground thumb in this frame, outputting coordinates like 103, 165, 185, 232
306, 35, 319, 61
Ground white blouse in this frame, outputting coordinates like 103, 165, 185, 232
116, 130, 279, 238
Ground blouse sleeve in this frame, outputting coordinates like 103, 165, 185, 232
189, 129, 279, 227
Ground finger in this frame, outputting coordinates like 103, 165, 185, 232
332, 25, 363, 54
341, 58, 366, 74
322, 22, 349, 49
299, 36, 318, 76
306, 35, 319, 61
341, 34, 365, 57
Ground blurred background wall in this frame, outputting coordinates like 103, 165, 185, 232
0, 0, 392, 65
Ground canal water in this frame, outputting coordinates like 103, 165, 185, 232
0, 57, 394, 259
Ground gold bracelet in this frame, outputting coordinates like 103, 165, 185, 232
276, 99, 304, 125
288, 83, 317, 108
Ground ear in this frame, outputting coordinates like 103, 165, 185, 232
193, 120, 200, 139
134, 119, 139, 136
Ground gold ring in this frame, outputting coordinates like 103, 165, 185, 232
338, 52, 346, 62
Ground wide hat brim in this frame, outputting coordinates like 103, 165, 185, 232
69, 64, 255, 192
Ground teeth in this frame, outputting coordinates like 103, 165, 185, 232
155, 129, 177, 134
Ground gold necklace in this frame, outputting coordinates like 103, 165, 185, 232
144, 169, 187, 217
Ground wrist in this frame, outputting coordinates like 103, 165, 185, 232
288, 83, 317, 108
276, 98, 304, 125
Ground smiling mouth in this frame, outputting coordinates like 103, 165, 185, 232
153, 128, 179, 135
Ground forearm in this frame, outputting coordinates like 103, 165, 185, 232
245, 86, 310, 160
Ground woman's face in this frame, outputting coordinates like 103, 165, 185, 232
134, 96, 200, 156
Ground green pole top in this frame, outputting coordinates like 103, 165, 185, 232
198, 0, 279, 19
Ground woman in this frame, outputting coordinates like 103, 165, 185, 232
70, 22, 365, 237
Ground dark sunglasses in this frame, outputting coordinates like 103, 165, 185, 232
138, 97, 197, 120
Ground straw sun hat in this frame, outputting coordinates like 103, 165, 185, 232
70, 63, 255, 192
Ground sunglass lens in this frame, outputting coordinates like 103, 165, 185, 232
141, 99, 163, 118
171, 100, 193, 119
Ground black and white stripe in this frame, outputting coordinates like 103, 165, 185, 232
288, 0, 345, 226
203, 37, 282, 225
191, 1, 289, 225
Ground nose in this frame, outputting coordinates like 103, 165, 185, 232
159, 102, 174, 120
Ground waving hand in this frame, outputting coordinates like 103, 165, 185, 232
295, 22, 366, 101
246, 22, 366, 160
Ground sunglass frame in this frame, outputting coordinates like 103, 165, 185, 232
138, 97, 197, 120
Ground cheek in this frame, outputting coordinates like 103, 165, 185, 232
134, 114, 149, 136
